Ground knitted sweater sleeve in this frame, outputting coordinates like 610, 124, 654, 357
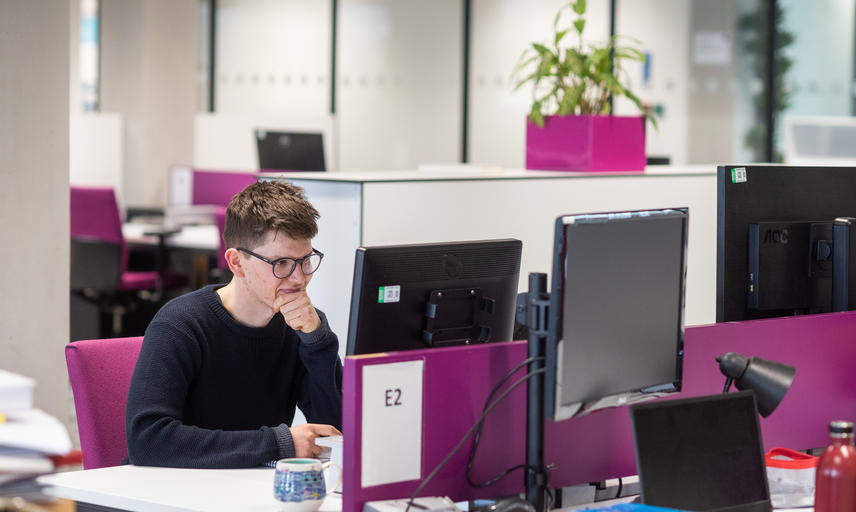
295, 310, 343, 430
125, 321, 294, 468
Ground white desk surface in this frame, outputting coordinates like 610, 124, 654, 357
38, 465, 342, 512
123, 223, 220, 252
38, 465, 805, 512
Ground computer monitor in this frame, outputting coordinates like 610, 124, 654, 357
631, 391, 771, 512
544, 208, 688, 421
346, 239, 522, 355
255, 129, 326, 172
833, 217, 856, 311
716, 165, 856, 322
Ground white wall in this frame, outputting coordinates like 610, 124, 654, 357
615, 0, 691, 165
337, 0, 462, 171
213, 0, 462, 172
69, 113, 125, 206
215, 0, 331, 116
0, 0, 71, 426
100, 0, 198, 208
468, 0, 612, 168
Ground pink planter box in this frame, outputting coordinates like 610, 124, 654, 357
525, 114, 646, 172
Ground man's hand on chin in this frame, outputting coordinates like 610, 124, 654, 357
275, 290, 321, 333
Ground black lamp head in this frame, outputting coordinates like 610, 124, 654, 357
716, 352, 795, 417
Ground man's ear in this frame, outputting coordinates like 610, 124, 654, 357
225, 248, 245, 277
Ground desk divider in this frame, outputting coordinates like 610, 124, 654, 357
342, 311, 856, 512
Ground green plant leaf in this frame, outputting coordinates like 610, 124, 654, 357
589, 47, 611, 73
532, 42, 551, 55
513, 71, 540, 92
511, 53, 539, 78
537, 52, 555, 76
530, 101, 545, 127
613, 48, 646, 62
622, 88, 658, 130
565, 49, 585, 76
553, 4, 565, 30
513, 0, 657, 129
558, 84, 584, 115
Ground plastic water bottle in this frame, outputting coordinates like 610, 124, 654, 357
815, 421, 856, 512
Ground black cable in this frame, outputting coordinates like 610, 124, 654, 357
466, 357, 544, 488
615, 477, 623, 499
405, 368, 546, 512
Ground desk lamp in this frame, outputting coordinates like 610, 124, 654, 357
716, 352, 795, 417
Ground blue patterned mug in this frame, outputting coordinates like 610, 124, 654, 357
273, 458, 341, 512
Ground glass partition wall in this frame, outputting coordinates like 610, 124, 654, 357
203, 0, 856, 170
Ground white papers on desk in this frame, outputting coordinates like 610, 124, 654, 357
0, 450, 53, 476
0, 370, 34, 412
0, 409, 71, 456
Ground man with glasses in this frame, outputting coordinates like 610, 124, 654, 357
126, 180, 342, 468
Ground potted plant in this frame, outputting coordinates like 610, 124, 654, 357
513, 0, 655, 172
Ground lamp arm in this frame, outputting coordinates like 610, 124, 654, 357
723, 377, 734, 393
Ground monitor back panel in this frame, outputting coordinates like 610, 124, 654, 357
717, 165, 856, 322
346, 240, 521, 355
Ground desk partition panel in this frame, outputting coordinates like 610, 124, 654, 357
342, 311, 856, 512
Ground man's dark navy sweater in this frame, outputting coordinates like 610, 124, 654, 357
125, 285, 342, 468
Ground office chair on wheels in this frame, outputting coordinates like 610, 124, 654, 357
70, 185, 186, 339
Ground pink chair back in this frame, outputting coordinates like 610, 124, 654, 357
66, 337, 143, 469
214, 206, 228, 269
70, 185, 128, 271
191, 170, 256, 207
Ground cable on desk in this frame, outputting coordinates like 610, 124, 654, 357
405, 368, 546, 512
466, 356, 544, 488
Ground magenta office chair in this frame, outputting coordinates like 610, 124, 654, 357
70, 185, 186, 337
191, 170, 256, 207
66, 336, 143, 469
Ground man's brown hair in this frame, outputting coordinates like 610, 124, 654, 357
223, 180, 319, 249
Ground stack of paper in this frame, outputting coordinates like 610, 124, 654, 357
0, 370, 71, 499
0, 370, 34, 413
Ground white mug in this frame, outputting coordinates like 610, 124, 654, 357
273, 458, 342, 512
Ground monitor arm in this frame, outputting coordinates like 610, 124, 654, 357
517, 272, 551, 512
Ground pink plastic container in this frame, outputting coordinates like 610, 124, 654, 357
525, 114, 646, 172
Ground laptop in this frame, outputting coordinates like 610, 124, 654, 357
630, 391, 772, 512
255, 129, 326, 172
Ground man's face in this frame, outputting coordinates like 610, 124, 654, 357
241, 231, 314, 310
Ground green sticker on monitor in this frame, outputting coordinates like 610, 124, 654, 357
731, 167, 747, 183
378, 285, 401, 303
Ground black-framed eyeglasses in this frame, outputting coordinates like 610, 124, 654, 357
237, 247, 324, 279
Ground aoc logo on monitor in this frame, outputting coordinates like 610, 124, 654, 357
763, 229, 789, 244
